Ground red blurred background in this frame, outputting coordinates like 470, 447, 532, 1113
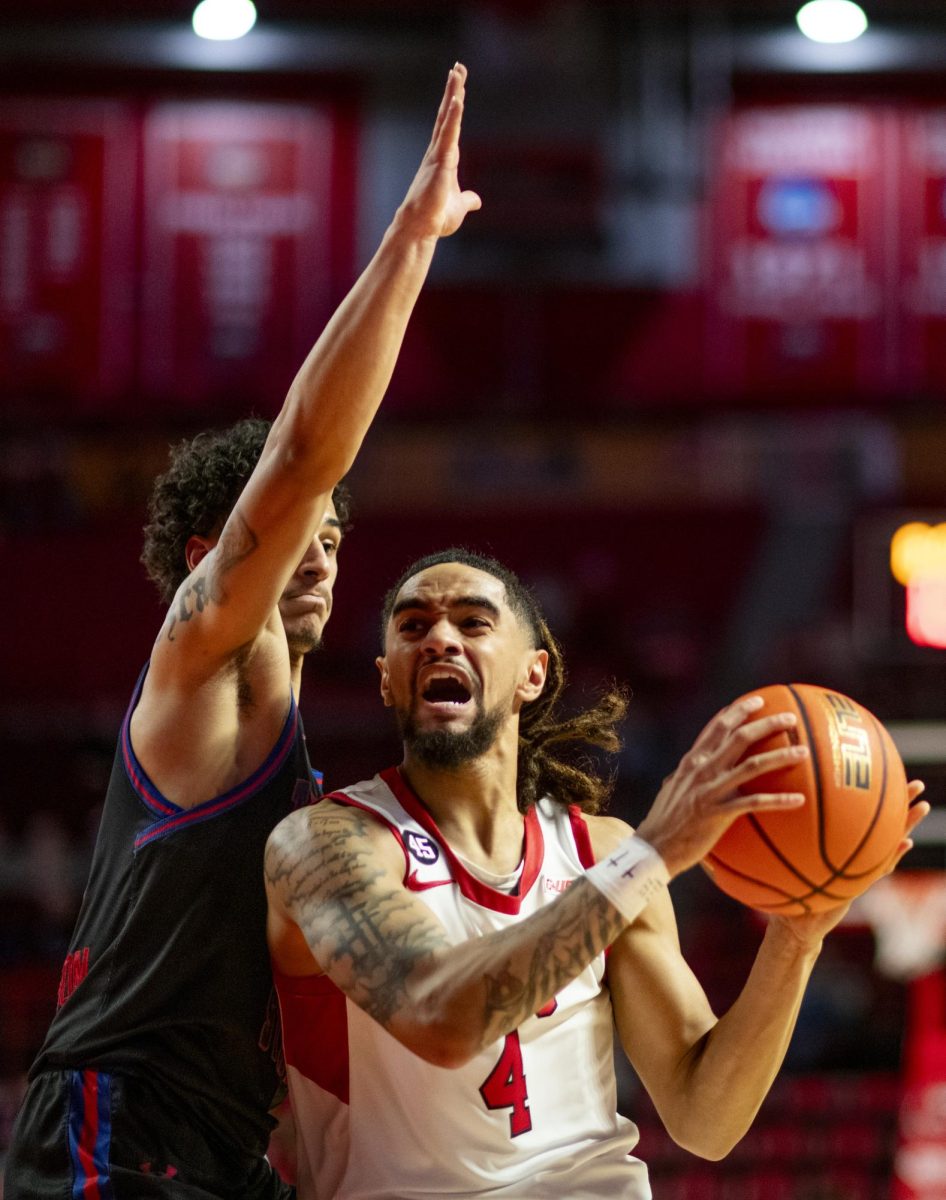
1, 2, 945, 1196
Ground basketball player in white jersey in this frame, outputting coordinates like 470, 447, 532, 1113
265, 549, 926, 1199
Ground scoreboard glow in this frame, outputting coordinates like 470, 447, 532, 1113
890, 522, 946, 649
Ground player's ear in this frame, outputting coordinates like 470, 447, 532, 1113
376, 656, 393, 707
185, 535, 214, 575
516, 648, 548, 705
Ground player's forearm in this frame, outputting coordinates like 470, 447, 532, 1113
267, 219, 438, 491
667, 923, 822, 1159
397, 878, 627, 1066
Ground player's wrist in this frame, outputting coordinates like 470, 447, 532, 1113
387, 203, 446, 248
585, 835, 669, 925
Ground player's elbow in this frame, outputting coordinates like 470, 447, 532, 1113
667, 1119, 743, 1162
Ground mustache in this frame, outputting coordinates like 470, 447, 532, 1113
282, 588, 331, 603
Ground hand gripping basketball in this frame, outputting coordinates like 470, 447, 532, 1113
701, 684, 926, 915
634, 695, 809, 881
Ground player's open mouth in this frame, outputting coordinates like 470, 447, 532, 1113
420, 674, 473, 708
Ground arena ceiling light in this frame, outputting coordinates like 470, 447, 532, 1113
796, 0, 868, 43
192, 0, 258, 41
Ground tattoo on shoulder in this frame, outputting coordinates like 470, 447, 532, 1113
163, 509, 259, 642
266, 808, 444, 1028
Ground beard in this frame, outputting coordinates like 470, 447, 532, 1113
399, 700, 505, 770
281, 605, 329, 659
285, 624, 323, 659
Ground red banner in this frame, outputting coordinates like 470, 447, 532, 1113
705, 106, 897, 401
140, 102, 337, 413
0, 100, 136, 411
897, 111, 946, 396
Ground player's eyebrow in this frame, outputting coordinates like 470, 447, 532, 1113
391, 594, 502, 619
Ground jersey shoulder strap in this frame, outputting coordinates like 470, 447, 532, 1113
325, 769, 452, 889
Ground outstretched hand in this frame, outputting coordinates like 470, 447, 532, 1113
395, 63, 482, 240
635, 694, 809, 880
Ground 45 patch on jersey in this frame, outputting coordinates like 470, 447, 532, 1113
406, 830, 440, 865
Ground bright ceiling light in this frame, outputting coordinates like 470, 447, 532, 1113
192, 0, 257, 41
796, 0, 868, 43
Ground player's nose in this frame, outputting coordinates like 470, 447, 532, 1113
421, 617, 461, 656
296, 537, 330, 581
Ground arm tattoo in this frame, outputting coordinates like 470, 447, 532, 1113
165, 574, 210, 641
479, 883, 623, 1044
164, 508, 259, 642
210, 508, 259, 602
267, 810, 445, 1028
270, 807, 632, 1050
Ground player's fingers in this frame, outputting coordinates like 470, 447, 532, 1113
434, 90, 465, 161
702, 710, 798, 772
427, 64, 462, 153
908, 779, 927, 804
738, 711, 798, 742
691, 695, 766, 756
904, 799, 930, 838
712, 743, 809, 792
887, 838, 915, 873
461, 189, 482, 213
723, 791, 807, 814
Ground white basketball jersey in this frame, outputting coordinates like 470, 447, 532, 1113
275, 766, 651, 1200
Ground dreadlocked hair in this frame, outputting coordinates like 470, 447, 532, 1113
381, 547, 629, 814
141, 416, 352, 604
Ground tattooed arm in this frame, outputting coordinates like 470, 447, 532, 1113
265, 801, 628, 1068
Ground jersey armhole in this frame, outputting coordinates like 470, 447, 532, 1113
566, 804, 615, 971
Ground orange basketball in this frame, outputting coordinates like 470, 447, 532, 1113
703, 684, 910, 915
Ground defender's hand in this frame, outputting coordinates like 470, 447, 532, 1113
636, 695, 808, 880
394, 63, 482, 240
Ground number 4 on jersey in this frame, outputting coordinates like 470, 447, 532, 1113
479, 1031, 532, 1137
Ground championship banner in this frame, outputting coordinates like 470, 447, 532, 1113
140, 102, 336, 411
898, 110, 946, 397
0, 100, 136, 410
705, 106, 896, 401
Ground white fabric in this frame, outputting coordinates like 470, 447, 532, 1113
277, 771, 651, 1200
584, 834, 669, 924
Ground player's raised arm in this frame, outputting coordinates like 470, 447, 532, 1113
155, 65, 481, 675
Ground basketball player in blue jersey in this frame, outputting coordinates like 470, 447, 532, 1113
4, 67, 481, 1200
265, 549, 927, 1200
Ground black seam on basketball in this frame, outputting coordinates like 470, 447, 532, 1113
788, 683, 830, 870
806, 695, 889, 880
827, 710, 890, 880
705, 851, 849, 904
744, 813, 821, 888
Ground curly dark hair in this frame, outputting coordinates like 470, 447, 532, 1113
141, 417, 352, 603
381, 548, 628, 814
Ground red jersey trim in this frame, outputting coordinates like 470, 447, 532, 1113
273, 966, 350, 1105
379, 767, 544, 916
567, 804, 597, 869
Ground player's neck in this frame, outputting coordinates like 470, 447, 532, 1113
400, 736, 525, 873
290, 655, 304, 698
